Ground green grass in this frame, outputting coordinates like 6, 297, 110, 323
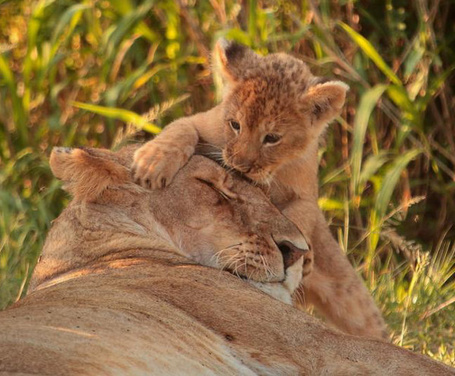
1, 0, 454, 366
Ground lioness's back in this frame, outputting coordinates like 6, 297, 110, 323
2, 254, 451, 376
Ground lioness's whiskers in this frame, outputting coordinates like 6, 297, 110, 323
211, 248, 228, 266
259, 255, 269, 278
224, 243, 243, 249
247, 258, 256, 281
223, 253, 242, 274
264, 256, 275, 279
293, 282, 306, 308
232, 258, 242, 278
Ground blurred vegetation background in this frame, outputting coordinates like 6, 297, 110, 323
0, 0, 454, 365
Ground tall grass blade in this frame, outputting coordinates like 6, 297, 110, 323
23, 0, 57, 110
351, 84, 387, 198
248, 0, 258, 41
368, 149, 421, 258
0, 54, 27, 147
71, 102, 161, 134
109, 0, 158, 42
50, 4, 90, 49
387, 85, 417, 123
339, 22, 402, 86
103, 0, 156, 61
358, 152, 389, 188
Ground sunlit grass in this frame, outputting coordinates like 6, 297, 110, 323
0, 0, 454, 366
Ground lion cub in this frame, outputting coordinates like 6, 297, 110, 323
133, 40, 387, 339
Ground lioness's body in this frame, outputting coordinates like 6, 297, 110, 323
3, 251, 453, 376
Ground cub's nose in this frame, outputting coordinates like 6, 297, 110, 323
276, 240, 310, 270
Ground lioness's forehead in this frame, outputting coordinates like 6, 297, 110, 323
183, 155, 262, 194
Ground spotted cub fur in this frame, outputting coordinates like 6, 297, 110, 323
133, 40, 387, 339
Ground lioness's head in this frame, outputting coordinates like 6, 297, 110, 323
215, 40, 348, 183
38, 146, 311, 302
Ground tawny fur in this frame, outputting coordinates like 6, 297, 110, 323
133, 40, 387, 339
1, 146, 452, 375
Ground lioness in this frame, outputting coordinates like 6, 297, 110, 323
1, 146, 452, 375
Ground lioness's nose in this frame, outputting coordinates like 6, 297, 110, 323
276, 240, 310, 270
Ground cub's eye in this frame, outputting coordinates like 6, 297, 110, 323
263, 134, 282, 144
229, 120, 241, 132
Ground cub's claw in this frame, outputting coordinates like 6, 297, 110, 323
132, 142, 184, 189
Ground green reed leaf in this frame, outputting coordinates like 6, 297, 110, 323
339, 22, 402, 86
72, 102, 161, 134
351, 85, 388, 197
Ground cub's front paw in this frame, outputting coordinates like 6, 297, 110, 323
132, 142, 184, 189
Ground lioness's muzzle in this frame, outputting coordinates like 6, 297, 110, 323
275, 239, 310, 270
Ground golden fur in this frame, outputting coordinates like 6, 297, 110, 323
133, 40, 387, 338
1, 146, 452, 375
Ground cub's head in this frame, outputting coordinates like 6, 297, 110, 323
215, 40, 348, 183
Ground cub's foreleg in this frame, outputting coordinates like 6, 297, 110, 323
133, 105, 224, 188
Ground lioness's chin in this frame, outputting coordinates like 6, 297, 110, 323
248, 256, 304, 305
249, 281, 293, 305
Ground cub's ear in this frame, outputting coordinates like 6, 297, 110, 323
50, 147, 130, 202
214, 39, 259, 83
301, 80, 349, 130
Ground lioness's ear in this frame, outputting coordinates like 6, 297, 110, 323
50, 147, 130, 202
214, 39, 259, 83
301, 80, 349, 130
